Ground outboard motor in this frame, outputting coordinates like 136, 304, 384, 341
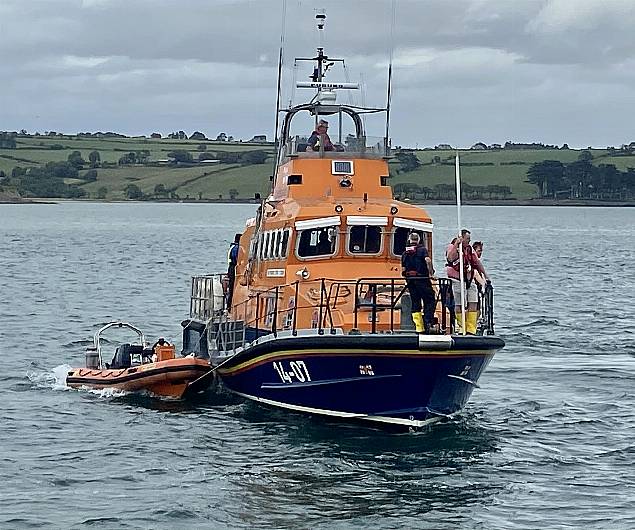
85, 346, 100, 369
181, 320, 209, 359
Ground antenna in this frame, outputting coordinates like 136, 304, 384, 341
384, 0, 396, 153
270, 0, 288, 188
249, 0, 286, 283
295, 10, 354, 105
315, 8, 326, 47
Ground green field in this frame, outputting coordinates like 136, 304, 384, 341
2, 135, 634, 200
390, 148, 635, 199
0, 135, 275, 200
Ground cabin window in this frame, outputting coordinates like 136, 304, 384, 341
273, 230, 282, 259
267, 232, 275, 260
392, 228, 428, 256
269, 231, 277, 260
287, 174, 302, 185
332, 160, 354, 175
281, 229, 290, 258
260, 232, 267, 260
249, 235, 257, 260
297, 226, 338, 258
254, 229, 293, 261
348, 225, 382, 254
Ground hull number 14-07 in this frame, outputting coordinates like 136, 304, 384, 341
273, 361, 311, 383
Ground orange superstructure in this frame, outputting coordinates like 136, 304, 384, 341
226, 113, 436, 334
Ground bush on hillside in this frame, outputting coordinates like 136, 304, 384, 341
167, 150, 193, 163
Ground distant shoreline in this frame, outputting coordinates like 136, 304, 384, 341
413, 198, 635, 207
2, 197, 634, 207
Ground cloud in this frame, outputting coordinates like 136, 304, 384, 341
0, 0, 634, 147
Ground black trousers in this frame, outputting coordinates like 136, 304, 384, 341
406, 279, 436, 327
226, 267, 236, 309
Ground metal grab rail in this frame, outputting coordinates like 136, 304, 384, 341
235, 278, 336, 342
480, 281, 495, 335
91, 321, 146, 370
351, 276, 495, 335
352, 277, 453, 333
190, 274, 496, 353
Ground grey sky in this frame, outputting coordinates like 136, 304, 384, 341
1, 0, 634, 147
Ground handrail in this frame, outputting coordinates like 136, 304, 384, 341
190, 273, 496, 352
352, 276, 497, 335
92, 321, 145, 370
481, 281, 495, 335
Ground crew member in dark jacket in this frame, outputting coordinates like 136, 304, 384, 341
401, 232, 436, 333
226, 233, 240, 309
307, 119, 334, 151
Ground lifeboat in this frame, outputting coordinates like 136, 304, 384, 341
180, 13, 504, 429
66, 321, 212, 399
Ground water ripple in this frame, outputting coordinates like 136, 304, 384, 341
0, 203, 634, 528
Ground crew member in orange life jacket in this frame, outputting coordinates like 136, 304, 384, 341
401, 232, 436, 334
445, 229, 489, 334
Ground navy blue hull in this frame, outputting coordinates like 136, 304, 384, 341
215, 333, 503, 428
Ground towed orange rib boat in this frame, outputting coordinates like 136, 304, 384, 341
66, 321, 213, 399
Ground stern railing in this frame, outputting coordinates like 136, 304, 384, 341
189, 274, 497, 353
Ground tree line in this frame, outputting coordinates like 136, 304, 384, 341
526, 151, 635, 200
394, 182, 512, 201
8, 162, 88, 198
0, 132, 17, 149
170, 149, 268, 165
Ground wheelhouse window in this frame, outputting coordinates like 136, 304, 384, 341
273, 230, 281, 259
264, 231, 272, 260
281, 229, 290, 257
349, 225, 382, 254
297, 226, 337, 258
393, 228, 428, 255
258, 233, 265, 260
254, 228, 293, 261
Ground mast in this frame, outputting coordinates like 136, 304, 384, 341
248, 0, 287, 284
270, 0, 288, 187
455, 154, 466, 335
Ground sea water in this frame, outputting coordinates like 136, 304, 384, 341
1, 202, 633, 528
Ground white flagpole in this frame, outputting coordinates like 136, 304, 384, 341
455, 153, 466, 335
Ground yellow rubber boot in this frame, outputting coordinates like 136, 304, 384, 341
412, 312, 424, 333
454, 311, 464, 334
466, 311, 478, 335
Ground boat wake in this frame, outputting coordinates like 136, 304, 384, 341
27, 364, 72, 391
26, 364, 129, 398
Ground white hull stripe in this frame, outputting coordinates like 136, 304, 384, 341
231, 390, 449, 428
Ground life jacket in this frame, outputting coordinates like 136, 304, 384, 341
402, 244, 430, 278
447, 243, 476, 286
309, 130, 334, 151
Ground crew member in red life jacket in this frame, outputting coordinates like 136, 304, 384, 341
471, 241, 486, 289
401, 232, 436, 334
445, 229, 489, 334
